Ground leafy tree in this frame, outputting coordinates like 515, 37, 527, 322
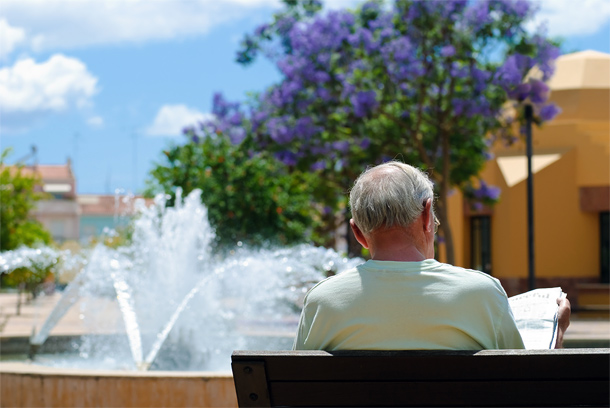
0, 148, 52, 251
0, 148, 54, 312
228, 0, 561, 261
145, 114, 322, 249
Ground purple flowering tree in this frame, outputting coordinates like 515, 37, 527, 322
231, 0, 561, 261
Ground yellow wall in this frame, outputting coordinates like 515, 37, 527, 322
486, 149, 599, 279
445, 85, 609, 281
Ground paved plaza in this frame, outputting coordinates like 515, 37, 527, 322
1, 291, 608, 344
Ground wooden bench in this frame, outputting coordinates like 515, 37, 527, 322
231, 349, 610, 407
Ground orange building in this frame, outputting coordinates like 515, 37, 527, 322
442, 50, 609, 306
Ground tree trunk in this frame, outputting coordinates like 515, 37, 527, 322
439, 130, 455, 265
436, 198, 455, 265
345, 210, 362, 258
16, 283, 24, 316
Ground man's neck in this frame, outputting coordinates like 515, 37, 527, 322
367, 228, 429, 262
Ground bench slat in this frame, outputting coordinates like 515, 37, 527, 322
261, 353, 607, 381
271, 380, 610, 407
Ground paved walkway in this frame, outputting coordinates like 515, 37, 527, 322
0, 292, 124, 338
1, 292, 608, 343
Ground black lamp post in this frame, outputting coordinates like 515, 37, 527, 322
524, 104, 535, 291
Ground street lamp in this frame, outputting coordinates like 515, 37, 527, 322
524, 104, 535, 291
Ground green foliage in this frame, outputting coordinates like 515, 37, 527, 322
1, 265, 54, 296
145, 134, 321, 249
0, 148, 52, 251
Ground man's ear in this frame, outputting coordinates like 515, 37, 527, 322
423, 198, 433, 233
350, 219, 369, 249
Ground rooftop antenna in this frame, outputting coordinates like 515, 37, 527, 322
106, 167, 111, 195
132, 129, 138, 194
73, 132, 79, 171
16, 145, 38, 167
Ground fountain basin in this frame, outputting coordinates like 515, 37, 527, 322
1, 361, 237, 407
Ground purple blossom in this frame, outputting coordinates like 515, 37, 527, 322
313, 70, 330, 84
332, 140, 350, 153
295, 117, 320, 140
495, 54, 533, 89
528, 79, 549, 104
228, 112, 243, 126
316, 88, 332, 102
508, 82, 531, 101
471, 67, 491, 92
450, 62, 469, 79
441, 45, 456, 58
348, 27, 379, 53
474, 181, 501, 201
310, 160, 326, 171
360, 138, 371, 149
212, 93, 240, 119
254, 23, 270, 37
275, 151, 297, 166
532, 35, 560, 80
229, 127, 246, 145
382, 37, 413, 63
539, 103, 561, 121
497, 0, 532, 19
464, 1, 491, 30
276, 15, 296, 36
268, 117, 294, 145
251, 110, 268, 132
350, 90, 378, 118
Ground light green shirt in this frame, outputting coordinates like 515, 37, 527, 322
294, 259, 525, 350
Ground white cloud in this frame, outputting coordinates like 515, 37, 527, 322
146, 104, 212, 137
0, 54, 98, 133
87, 115, 104, 127
1, 0, 605, 57
531, 0, 610, 37
0, 54, 98, 113
0, 19, 26, 59
0, 0, 281, 55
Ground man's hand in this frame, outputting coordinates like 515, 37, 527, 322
555, 297, 571, 349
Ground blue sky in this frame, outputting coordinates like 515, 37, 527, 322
1, 0, 609, 194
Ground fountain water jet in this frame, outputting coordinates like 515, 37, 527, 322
2, 189, 362, 372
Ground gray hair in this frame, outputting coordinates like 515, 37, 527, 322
349, 161, 435, 234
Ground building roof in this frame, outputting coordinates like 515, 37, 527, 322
549, 50, 610, 91
19, 164, 74, 182
78, 194, 154, 216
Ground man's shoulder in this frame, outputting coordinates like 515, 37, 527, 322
432, 262, 507, 295
303, 266, 360, 301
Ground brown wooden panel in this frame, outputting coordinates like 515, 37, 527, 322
232, 360, 271, 407
270, 380, 610, 407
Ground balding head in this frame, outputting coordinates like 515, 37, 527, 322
349, 161, 435, 235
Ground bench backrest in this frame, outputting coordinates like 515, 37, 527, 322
231, 349, 610, 407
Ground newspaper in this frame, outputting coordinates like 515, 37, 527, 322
508, 287, 566, 349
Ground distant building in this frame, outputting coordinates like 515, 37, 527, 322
25, 161, 79, 242
20, 160, 148, 244
78, 194, 138, 243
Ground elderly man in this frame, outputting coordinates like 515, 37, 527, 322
294, 161, 570, 350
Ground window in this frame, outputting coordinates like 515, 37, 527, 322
471, 216, 492, 275
601, 212, 609, 284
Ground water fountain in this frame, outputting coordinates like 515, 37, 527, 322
1, 189, 362, 372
